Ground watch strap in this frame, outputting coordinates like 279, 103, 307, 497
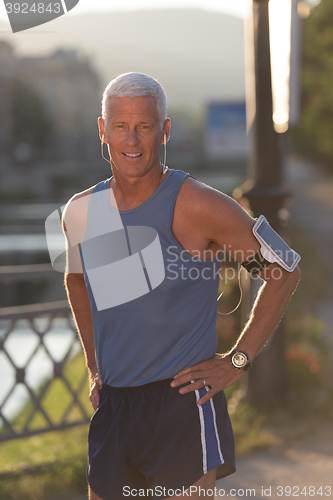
229, 348, 252, 371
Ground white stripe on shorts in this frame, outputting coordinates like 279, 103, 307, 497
209, 396, 224, 464
194, 387, 208, 474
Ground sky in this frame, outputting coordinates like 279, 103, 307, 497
65, 0, 249, 17
0, 0, 321, 24
0, 0, 250, 22
59, 0, 320, 18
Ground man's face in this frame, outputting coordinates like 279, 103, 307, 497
99, 96, 170, 180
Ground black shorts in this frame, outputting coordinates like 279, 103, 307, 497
87, 378, 236, 500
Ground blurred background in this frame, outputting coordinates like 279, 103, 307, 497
0, 0, 333, 499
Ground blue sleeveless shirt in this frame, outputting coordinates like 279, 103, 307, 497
79, 169, 221, 387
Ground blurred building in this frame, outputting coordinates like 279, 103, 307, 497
0, 41, 102, 200
20, 49, 101, 161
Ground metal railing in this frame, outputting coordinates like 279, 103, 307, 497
0, 265, 91, 442
0, 263, 58, 283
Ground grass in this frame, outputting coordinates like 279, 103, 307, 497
0, 428, 89, 500
0, 352, 93, 500
4, 351, 92, 436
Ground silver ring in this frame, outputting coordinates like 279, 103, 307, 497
202, 379, 207, 386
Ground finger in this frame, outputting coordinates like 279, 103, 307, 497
197, 387, 218, 406
178, 379, 203, 394
89, 386, 100, 411
89, 395, 97, 411
171, 370, 208, 387
91, 394, 99, 411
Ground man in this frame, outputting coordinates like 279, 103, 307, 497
62, 72, 300, 500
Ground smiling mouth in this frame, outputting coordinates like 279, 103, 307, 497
123, 153, 142, 158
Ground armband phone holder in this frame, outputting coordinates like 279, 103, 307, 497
252, 215, 301, 272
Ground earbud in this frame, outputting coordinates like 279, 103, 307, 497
162, 133, 167, 172
101, 136, 112, 166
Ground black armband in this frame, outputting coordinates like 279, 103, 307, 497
241, 250, 271, 275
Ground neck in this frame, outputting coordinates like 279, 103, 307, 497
110, 163, 168, 211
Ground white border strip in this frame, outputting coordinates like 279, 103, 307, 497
194, 388, 207, 474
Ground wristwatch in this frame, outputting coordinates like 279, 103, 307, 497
229, 349, 252, 371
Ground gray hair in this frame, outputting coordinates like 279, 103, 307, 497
102, 72, 167, 128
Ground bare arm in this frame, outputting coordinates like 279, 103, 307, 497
171, 179, 300, 404
65, 272, 102, 410
62, 192, 102, 411
234, 265, 300, 360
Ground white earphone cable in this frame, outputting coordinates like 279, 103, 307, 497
217, 264, 243, 316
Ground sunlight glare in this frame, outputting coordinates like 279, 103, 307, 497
269, 0, 292, 133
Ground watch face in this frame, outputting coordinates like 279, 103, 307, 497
232, 352, 247, 368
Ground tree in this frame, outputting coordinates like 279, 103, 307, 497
294, 0, 333, 173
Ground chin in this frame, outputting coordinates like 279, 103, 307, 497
116, 163, 147, 178
118, 161, 157, 177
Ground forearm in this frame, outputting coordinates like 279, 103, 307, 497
171, 265, 300, 405
234, 264, 300, 361
65, 273, 98, 380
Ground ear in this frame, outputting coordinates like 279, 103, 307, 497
162, 118, 171, 145
98, 117, 107, 143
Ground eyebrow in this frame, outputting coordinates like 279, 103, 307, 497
111, 120, 156, 129
111, 118, 156, 125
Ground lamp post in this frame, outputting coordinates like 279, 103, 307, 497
241, 0, 295, 404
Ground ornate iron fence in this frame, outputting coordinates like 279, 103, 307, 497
0, 266, 91, 442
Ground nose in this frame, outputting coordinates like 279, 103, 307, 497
125, 128, 140, 146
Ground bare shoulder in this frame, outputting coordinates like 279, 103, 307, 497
63, 185, 95, 215
62, 185, 96, 244
172, 175, 260, 256
176, 176, 254, 231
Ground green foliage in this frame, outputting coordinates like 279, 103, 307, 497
293, 0, 333, 173
286, 314, 333, 415
288, 225, 328, 315
230, 401, 279, 456
285, 224, 333, 415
